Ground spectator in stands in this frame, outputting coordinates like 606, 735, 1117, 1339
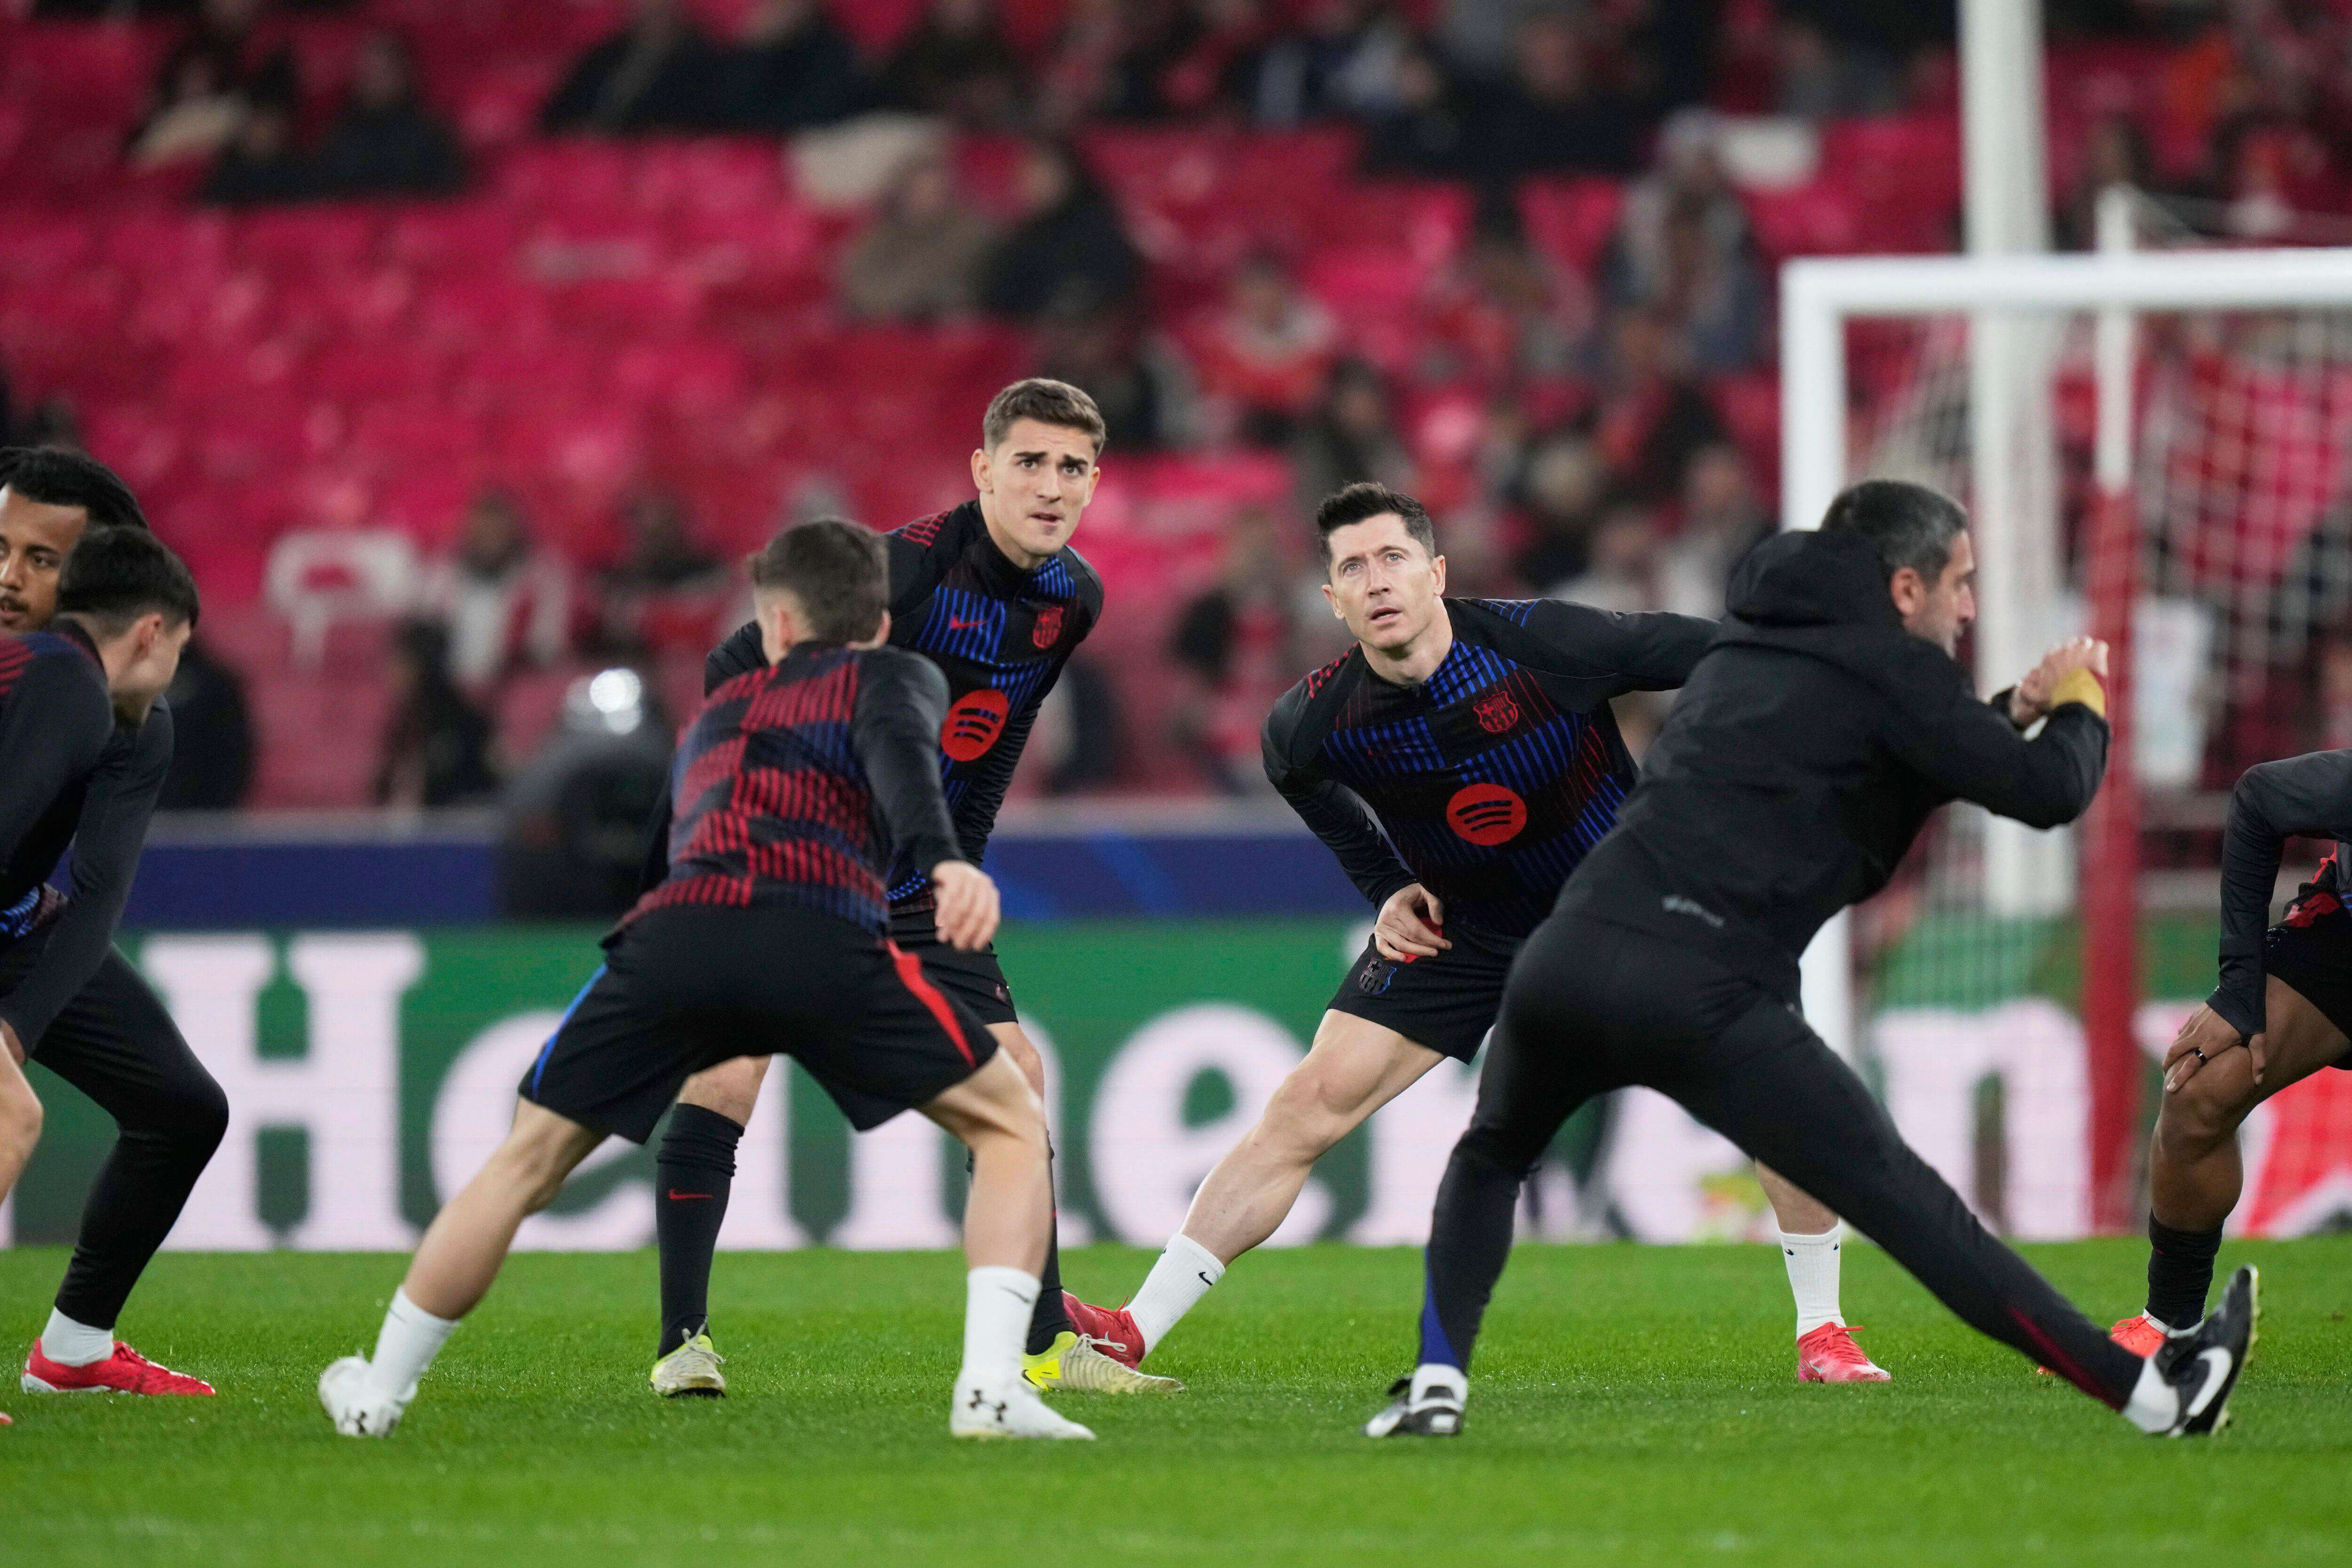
722, 0, 874, 132
1293, 357, 1412, 514
375, 619, 499, 809
311, 32, 468, 200
199, 103, 316, 205
541, 0, 729, 136
1425, 204, 1591, 387
2059, 112, 2154, 251
416, 489, 574, 695
1032, 653, 1124, 794
150, 0, 298, 122
839, 152, 997, 321
978, 139, 1144, 320
1460, 10, 1641, 180
156, 638, 255, 812
1168, 505, 1295, 793
498, 668, 674, 917
1772, 13, 1898, 121
1656, 441, 1771, 620
1035, 299, 1198, 451
1193, 253, 1336, 445
590, 488, 730, 657
1233, 0, 1412, 128
1511, 433, 1607, 591
1592, 305, 1729, 502
881, 0, 1027, 128
128, 49, 251, 170
1359, 36, 1471, 176
1554, 503, 1661, 612
1604, 116, 1766, 372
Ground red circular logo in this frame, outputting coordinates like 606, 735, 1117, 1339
1446, 782, 1527, 847
941, 688, 1011, 762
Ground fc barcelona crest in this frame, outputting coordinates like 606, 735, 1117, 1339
1473, 691, 1519, 734
1032, 605, 1065, 649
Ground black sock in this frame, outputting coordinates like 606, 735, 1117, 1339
656, 1104, 742, 1357
2145, 1216, 2224, 1331
1025, 1149, 1072, 1355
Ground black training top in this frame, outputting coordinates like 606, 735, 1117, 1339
1556, 528, 2109, 999
1262, 597, 1716, 940
2208, 748, 2352, 1040
627, 641, 961, 938
691, 500, 1104, 907
0, 623, 176, 1047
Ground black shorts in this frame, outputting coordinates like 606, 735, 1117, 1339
523, 904, 999, 1143
889, 900, 1019, 1027
1327, 920, 1523, 1061
2264, 911, 2352, 1059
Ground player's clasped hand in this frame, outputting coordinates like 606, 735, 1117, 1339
2164, 1002, 2265, 1093
930, 860, 1001, 954
1373, 883, 1450, 962
2009, 636, 2111, 727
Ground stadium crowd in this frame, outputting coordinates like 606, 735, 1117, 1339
4, 0, 2351, 822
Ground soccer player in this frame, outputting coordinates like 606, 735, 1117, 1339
2110, 747, 2352, 1351
1067, 483, 1888, 1385
1366, 479, 2257, 1440
320, 520, 1091, 1441
639, 380, 1172, 1399
0, 452, 224, 1400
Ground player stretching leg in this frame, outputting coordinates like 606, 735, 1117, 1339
1367, 480, 2255, 1441
1067, 483, 1884, 1384
322, 522, 1090, 1440
643, 381, 1170, 1399
0, 455, 222, 1400
2102, 749, 2352, 1354
0, 524, 197, 1421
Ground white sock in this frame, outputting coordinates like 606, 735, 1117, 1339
959, 1266, 1040, 1393
40, 1308, 113, 1367
2121, 1356, 2178, 1434
1127, 1233, 1224, 1353
1410, 1361, 1467, 1406
365, 1288, 459, 1404
1779, 1222, 1845, 1337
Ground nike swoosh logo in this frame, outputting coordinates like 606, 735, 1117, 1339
948, 618, 988, 631
2185, 1347, 2232, 1418
667, 1190, 714, 1202
1198, 1272, 1216, 1287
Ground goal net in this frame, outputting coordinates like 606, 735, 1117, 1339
1785, 219, 2352, 1240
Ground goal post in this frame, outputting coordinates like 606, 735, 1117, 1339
1781, 240, 2352, 1232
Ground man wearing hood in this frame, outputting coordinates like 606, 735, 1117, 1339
1367, 478, 2262, 1442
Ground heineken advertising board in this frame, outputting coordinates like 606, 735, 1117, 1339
9, 915, 2350, 1250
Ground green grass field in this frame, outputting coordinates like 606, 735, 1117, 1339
3, 1239, 2348, 1567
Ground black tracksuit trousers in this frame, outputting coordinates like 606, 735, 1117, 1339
1418, 915, 2146, 1409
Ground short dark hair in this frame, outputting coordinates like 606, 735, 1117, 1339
1819, 478, 1967, 584
57, 525, 200, 630
0, 447, 149, 531
983, 378, 1108, 455
746, 518, 887, 643
1314, 482, 1437, 565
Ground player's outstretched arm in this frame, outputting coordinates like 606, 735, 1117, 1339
2204, 748, 2352, 1047
852, 648, 971, 912
1880, 646, 2110, 831
1507, 597, 1719, 691
1261, 687, 1415, 911
0, 702, 169, 1052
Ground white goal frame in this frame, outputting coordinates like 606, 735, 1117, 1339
1780, 245, 2352, 1058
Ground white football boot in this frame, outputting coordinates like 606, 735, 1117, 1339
949, 1378, 1095, 1440
319, 1356, 410, 1438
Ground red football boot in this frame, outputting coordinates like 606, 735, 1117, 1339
23, 1339, 215, 1396
1796, 1322, 1891, 1383
1062, 1293, 1146, 1369
2034, 1312, 2169, 1376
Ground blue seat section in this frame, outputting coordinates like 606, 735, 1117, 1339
119, 823, 1367, 928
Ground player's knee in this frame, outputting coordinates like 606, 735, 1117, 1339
1260, 1069, 1357, 1162
170, 1072, 230, 1162
2161, 1072, 2255, 1150
1451, 1121, 1540, 1184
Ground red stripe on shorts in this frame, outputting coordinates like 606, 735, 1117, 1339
889, 939, 976, 1065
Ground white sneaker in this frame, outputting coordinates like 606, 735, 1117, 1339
949, 1378, 1095, 1440
650, 1333, 727, 1399
319, 1355, 408, 1438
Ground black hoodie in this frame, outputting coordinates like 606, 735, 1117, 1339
1553, 527, 2109, 998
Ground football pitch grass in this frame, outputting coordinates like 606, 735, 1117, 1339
4, 1239, 2349, 1567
